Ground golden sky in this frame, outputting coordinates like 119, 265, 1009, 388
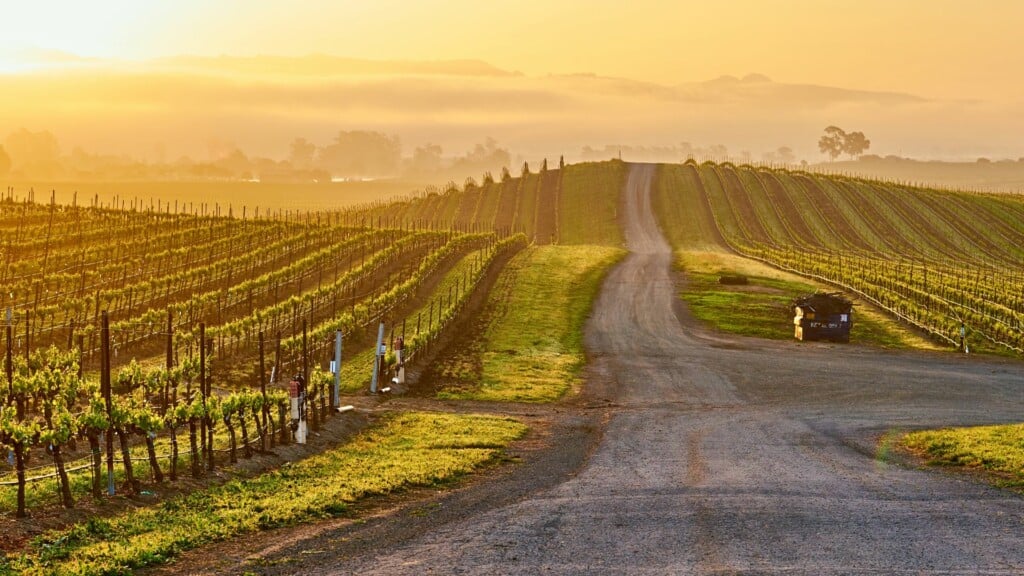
1, 1, 1022, 164
4, 0, 1022, 99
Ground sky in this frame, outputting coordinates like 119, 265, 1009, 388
1, 0, 1022, 164
5, 0, 1023, 99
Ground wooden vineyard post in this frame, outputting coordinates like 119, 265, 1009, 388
76, 335, 84, 380
206, 337, 216, 471
101, 311, 115, 496
165, 309, 173, 412
259, 331, 269, 450
199, 323, 207, 473
274, 331, 282, 384
398, 319, 407, 384
279, 402, 288, 445
200, 323, 216, 473
5, 320, 11, 404
302, 320, 317, 432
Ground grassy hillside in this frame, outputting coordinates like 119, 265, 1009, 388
559, 161, 627, 246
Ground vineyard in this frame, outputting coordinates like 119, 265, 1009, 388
654, 161, 1024, 354
0, 188, 531, 523
0, 158, 628, 524
361, 159, 627, 246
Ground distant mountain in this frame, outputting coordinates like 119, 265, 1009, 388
688, 75, 927, 106
543, 72, 925, 108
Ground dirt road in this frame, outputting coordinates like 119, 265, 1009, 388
195, 164, 1024, 574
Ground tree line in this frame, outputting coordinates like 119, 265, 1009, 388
0, 129, 512, 183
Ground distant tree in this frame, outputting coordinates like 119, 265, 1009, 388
541, 158, 548, 172
288, 138, 317, 169
0, 145, 10, 175
818, 126, 846, 161
482, 171, 494, 185
214, 148, 252, 177
318, 130, 401, 178
4, 128, 61, 176
842, 131, 870, 159
408, 143, 443, 175
708, 144, 729, 159
464, 176, 478, 189
501, 166, 512, 182
521, 161, 530, 176
559, 155, 565, 169
762, 146, 797, 165
776, 146, 796, 164
448, 138, 510, 177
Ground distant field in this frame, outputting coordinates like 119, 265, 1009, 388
5, 179, 426, 212
812, 158, 1024, 194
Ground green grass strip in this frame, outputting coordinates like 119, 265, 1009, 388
439, 245, 624, 403
903, 424, 1024, 489
677, 250, 936, 349
4, 412, 527, 576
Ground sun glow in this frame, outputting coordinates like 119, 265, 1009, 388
0, 57, 38, 74
0, 1, 1022, 162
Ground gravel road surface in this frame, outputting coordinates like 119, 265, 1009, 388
182, 164, 1024, 575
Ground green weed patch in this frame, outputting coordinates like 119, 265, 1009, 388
903, 424, 1024, 489
438, 245, 624, 402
